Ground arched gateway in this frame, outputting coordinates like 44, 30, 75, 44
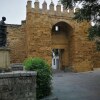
51, 21, 73, 70
7, 0, 100, 72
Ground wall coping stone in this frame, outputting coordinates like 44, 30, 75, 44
0, 71, 37, 78
0, 47, 10, 51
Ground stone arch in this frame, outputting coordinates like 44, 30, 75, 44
51, 21, 73, 34
51, 21, 74, 70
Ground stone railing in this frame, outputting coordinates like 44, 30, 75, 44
0, 71, 37, 100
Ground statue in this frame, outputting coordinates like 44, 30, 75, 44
0, 17, 7, 47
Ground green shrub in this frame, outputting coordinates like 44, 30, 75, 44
23, 57, 52, 100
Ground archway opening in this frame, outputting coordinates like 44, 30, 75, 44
51, 21, 73, 71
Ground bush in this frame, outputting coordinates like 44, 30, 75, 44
23, 57, 52, 100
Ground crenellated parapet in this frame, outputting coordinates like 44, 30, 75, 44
26, 0, 75, 17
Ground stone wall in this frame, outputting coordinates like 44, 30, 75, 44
71, 21, 95, 72
6, 0, 100, 72
7, 24, 27, 63
92, 45, 100, 68
0, 71, 36, 100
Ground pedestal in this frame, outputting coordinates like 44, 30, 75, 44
0, 47, 10, 71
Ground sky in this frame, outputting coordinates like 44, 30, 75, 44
0, 0, 58, 24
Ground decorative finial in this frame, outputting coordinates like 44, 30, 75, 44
43, 0, 47, 3
35, 0, 39, 2
57, 1, 61, 5
51, 0, 54, 4
43, 0, 47, 10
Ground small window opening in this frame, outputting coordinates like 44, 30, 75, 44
55, 26, 59, 31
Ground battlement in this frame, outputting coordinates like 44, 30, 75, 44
26, 0, 75, 17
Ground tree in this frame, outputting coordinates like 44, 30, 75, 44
60, 0, 100, 50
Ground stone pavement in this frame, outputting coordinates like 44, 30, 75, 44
52, 69, 100, 100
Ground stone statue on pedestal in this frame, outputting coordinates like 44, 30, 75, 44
0, 17, 7, 47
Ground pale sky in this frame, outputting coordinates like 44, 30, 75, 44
0, 0, 59, 24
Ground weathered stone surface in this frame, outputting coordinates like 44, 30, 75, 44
0, 71, 37, 100
10, 63, 24, 71
0, 47, 10, 70
7, 24, 27, 63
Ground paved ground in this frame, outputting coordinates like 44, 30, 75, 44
52, 69, 100, 100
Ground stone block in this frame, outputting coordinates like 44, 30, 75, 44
0, 71, 37, 100
10, 63, 24, 71
0, 47, 10, 70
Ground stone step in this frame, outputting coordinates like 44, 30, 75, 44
10, 63, 24, 71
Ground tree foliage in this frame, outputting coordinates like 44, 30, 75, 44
60, 0, 100, 50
